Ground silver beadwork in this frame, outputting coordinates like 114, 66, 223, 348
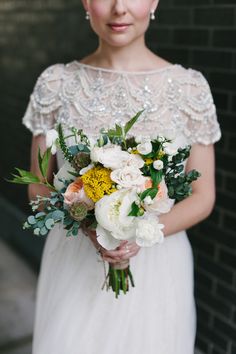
22, 61, 221, 146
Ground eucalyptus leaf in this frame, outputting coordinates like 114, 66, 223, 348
27, 215, 36, 225
40, 226, 48, 236
45, 219, 55, 230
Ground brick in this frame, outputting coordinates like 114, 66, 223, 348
196, 287, 232, 319
210, 72, 236, 91
225, 176, 236, 196
196, 302, 211, 325
216, 283, 236, 305
200, 222, 236, 249
212, 91, 229, 110
195, 335, 209, 353
158, 8, 192, 26
192, 50, 232, 70
223, 212, 236, 233
218, 114, 236, 133
173, 28, 209, 46
157, 47, 190, 65
197, 322, 228, 351
198, 254, 234, 285
216, 152, 236, 174
213, 30, 236, 48
228, 133, 236, 151
195, 269, 214, 290
216, 190, 236, 211
194, 8, 234, 27
191, 233, 215, 257
214, 316, 236, 340
219, 249, 236, 269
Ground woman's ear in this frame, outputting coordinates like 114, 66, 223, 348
81, 0, 88, 11
152, 0, 159, 12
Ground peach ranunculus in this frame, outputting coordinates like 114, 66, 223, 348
142, 179, 173, 215
64, 177, 94, 210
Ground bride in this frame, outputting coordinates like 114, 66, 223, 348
23, 0, 221, 353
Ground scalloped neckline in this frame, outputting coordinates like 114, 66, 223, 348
74, 60, 181, 75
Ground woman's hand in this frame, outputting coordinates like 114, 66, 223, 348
81, 224, 141, 264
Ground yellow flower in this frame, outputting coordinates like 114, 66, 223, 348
81, 166, 116, 202
145, 158, 153, 165
156, 150, 165, 159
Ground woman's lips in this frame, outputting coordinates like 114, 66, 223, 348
108, 23, 131, 32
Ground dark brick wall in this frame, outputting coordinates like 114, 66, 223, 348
153, 1, 236, 353
0, 1, 235, 353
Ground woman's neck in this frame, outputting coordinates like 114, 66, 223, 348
85, 36, 158, 72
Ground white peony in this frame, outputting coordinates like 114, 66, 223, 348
163, 142, 177, 156
53, 161, 76, 191
90, 144, 130, 170
111, 166, 145, 189
137, 139, 152, 155
46, 129, 59, 155
143, 180, 173, 215
153, 160, 164, 170
135, 214, 164, 247
95, 189, 137, 250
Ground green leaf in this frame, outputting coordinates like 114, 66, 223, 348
7, 169, 41, 185
140, 188, 158, 201
41, 148, 51, 178
150, 166, 162, 188
124, 110, 144, 136
106, 124, 123, 139
128, 202, 140, 216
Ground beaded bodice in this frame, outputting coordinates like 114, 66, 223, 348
23, 61, 221, 146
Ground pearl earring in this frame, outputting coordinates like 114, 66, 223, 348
150, 10, 155, 20
85, 11, 90, 20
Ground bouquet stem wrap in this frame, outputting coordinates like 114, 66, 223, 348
108, 260, 135, 298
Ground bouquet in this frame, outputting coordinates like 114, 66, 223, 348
9, 111, 200, 298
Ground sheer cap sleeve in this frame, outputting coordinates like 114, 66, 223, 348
22, 64, 64, 136
185, 69, 221, 145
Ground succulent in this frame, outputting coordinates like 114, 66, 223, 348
69, 202, 88, 222
72, 152, 91, 171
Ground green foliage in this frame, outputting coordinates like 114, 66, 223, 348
8, 168, 40, 184
128, 202, 140, 216
150, 166, 162, 188
140, 188, 158, 201
38, 147, 51, 179
124, 110, 144, 135
58, 124, 74, 162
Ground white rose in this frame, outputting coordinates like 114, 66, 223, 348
153, 160, 164, 170
163, 142, 177, 156
143, 180, 173, 214
135, 135, 143, 143
137, 140, 152, 155
95, 189, 137, 249
111, 166, 145, 189
135, 215, 164, 247
53, 161, 76, 191
46, 129, 59, 155
124, 154, 144, 169
90, 144, 130, 170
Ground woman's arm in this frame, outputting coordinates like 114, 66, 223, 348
28, 135, 57, 201
159, 143, 216, 236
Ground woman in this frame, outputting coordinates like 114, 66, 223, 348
23, 0, 221, 353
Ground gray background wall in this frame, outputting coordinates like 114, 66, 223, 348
0, 1, 236, 353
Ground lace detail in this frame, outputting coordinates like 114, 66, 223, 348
22, 61, 221, 145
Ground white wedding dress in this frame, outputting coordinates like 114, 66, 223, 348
23, 61, 221, 354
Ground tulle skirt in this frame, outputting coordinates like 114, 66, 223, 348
32, 225, 196, 354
